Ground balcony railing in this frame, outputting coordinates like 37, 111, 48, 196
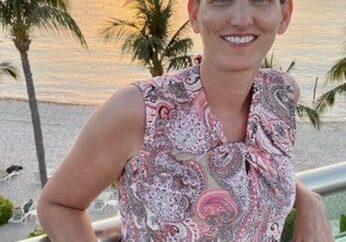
297, 162, 346, 196
17, 161, 346, 242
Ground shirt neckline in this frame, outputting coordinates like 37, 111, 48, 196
191, 64, 261, 146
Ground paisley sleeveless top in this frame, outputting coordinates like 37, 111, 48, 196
118, 64, 296, 242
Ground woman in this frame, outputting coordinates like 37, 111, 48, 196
37, 0, 334, 241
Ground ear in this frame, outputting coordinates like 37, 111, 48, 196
277, 0, 293, 35
188, 0, 200, 33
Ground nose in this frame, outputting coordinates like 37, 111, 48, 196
229, 1, 254, 30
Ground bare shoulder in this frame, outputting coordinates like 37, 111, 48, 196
77, 85, 145, 162
39, 85, 145, 209
96, 85, 145, 148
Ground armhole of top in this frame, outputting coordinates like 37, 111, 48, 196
263, 69, 297, 145
130, 81, 156, 148
279, 71, 297, 144
280, 71, 298, 105
265, 69, 297, 106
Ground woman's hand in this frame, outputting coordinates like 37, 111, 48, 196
293, 181, 335, 242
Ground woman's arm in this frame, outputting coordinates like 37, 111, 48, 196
37, 86, 145, 242
290, 77, 334, 241
293, 180, 334, 242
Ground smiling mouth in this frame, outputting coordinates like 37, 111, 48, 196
222, 35, 257, 45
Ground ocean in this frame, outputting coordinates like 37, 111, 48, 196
0, 0, 345, 120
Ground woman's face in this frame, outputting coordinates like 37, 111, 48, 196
188, 0, 293, 72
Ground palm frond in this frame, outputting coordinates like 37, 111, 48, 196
133, 0, 159, 33
28, 5, 87, 48
0, 0, 22, 29
269, 51, 274, 68
37, 0, 70, 11
149, 0, 172, 40
132, 35, 158, 64
134, 0, 151, 16
261, 52, 295, 73
315, 82, 346, 113
165, 20, 190, 53
0, 1, 10, 26
99, 0, 193, 75
99, 18, 139, 45
0, 59, 20, 79
164, 38, 193, 59
166, 55, 193, 72
262, 52, 275, 69
326, 57, 346, 83
286, 60, 295, 73
295, 104, 320, 129
121, 32, 142, 55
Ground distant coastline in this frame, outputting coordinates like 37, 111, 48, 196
0, 96, 99, 108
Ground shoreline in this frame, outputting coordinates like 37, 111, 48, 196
1, 97, 345, 173
0, 97, 99, 108
2, 96, 346, 124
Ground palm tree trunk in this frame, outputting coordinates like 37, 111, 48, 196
17, 46, 48, 188
150, 53, 163, 77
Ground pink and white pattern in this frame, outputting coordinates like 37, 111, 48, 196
119, 64, 296, 241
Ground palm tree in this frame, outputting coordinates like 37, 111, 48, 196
0, 58, 19, 80
0, 0, 87, 188
100, 0, 193, 77
262, 53, 321, 128
316, 56, 346, 113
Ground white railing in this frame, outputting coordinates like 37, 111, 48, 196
17, 161, 346, 242
297, 162, 346, 196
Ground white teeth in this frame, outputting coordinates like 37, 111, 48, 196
223, 35, 255, 44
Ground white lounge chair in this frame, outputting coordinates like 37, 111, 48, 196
25, 200, 39, 225
9, 207, 28, 224
90, 199, 106, 212
105, 199, 119, 212
1, 171, 20, 182
0, 169, 7, 179
9, 199, 38, 225
90, 191, 112, 212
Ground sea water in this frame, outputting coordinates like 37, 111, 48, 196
0, 0, 345, 120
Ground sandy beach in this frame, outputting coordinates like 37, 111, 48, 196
1, 99, 346, 241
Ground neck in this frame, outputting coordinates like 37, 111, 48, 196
199, 59, 260, 113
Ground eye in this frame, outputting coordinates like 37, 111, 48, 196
252, 0, 272, 5
209, 0, 234, 7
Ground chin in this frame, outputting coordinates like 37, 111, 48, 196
218, 59, 259, 73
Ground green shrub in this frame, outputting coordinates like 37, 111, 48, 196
281, 209, 297, 242
28, 227, 46, 238
0, 195, 14, 226
340, 214, 346, 233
